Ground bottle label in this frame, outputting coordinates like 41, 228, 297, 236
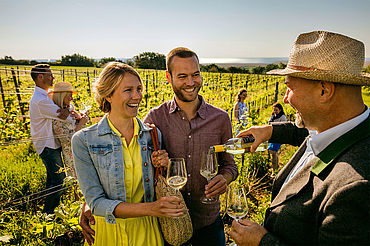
241, 135, 255, 144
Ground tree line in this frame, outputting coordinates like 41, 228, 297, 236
0, 52, 164, 69
3, 52, 367, 75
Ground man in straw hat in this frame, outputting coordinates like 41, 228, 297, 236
229, 31, 369, 245
30, 64, 70, 214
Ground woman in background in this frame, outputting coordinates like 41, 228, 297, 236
50, 82, 88, 177
233, 88, 248, 135
267, 102, 287, 171
72, 62, 183, 246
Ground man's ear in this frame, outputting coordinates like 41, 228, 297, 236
320, 81, 335, 102
165, 71, 172, 84
37, 73, 43, 81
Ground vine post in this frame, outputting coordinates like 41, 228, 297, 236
274, 80, 279, 103
145, 75, 149, 108
0, 75, 7, 112
86, 71, 91, 96
11, 68, 26, 122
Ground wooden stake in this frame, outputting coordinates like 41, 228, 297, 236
11, 69, 26, 122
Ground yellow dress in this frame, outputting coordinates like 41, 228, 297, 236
88, 118, 164, 246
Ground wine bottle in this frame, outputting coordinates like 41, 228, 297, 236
211, 135, 267, 155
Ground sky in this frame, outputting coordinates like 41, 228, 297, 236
0, 0, 369, 60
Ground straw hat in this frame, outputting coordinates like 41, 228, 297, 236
49, 82, 77, 94
267, 31, 370, 86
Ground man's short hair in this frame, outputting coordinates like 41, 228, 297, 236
166, 47, 199, 75
31, 64, 50, 82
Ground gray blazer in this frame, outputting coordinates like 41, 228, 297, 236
260, 117, 370, 245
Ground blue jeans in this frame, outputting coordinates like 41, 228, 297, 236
164, 216, 226, 246
39, 147, 66, 214
191, 216, 226, 246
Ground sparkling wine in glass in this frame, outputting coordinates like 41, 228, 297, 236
200, 150, 218, 204
226, 183, 248, 221
166, 158, 187, 192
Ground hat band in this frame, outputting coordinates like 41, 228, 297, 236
287, 64, 321, 71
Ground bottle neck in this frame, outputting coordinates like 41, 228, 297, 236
213, 145, 225, 152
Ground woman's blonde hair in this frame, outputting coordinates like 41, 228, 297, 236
94, 62, 143, 113
52, 91, 70, 108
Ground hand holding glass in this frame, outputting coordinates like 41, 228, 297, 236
200, 150, 218, 204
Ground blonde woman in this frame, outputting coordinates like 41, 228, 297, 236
71, 62, 183, 246
50, 82, 88, 177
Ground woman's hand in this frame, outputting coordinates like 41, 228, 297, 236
113, 197, 185, 219
150, 196, 184, 218
79, 113, 89, 125
70, 109, 82, 120
151, 150, 169, 168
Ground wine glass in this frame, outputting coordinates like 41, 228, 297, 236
166, 158, 187, 193
226, 182, 248, 222
200, 150, 218, 204
79, 101, 92, 115
226, 183, 248, 246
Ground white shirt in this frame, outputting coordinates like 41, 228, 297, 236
29, 86, 74, 154
282, 106, 370, 188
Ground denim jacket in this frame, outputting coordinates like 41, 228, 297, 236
71, 115, 161, 224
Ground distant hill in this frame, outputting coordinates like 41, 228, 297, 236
200, 62, 287, 68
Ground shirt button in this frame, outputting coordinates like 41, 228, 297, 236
144, 162, 148, 166
182, 117, 185, 120
188, 135, 191, 139
188, 154, 191, 158
143, 147, 147, 151
145, 178, 149, 182
188, 174, 191, 177
187, 193, 191, 196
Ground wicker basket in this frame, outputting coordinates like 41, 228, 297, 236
150, 127, 193, 245
155, 174, 193, 246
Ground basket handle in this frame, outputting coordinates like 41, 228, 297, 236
150, 127, 164, 185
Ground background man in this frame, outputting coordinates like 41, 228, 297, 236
30, 64, 69, 214
230, 31, 370, 245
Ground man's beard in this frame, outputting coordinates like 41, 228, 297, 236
173, 87, 200, 102
295, 112, 305, 128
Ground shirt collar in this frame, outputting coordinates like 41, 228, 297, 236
34, 85, 50, 96
168, 96, 178, 114
168, 95, 207, 120
309, 106, 370, 156
107, 117, 139, 138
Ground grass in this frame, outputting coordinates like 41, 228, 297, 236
362, 86, 370, 106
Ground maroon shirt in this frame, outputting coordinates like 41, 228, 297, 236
144, 95, 238, 229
